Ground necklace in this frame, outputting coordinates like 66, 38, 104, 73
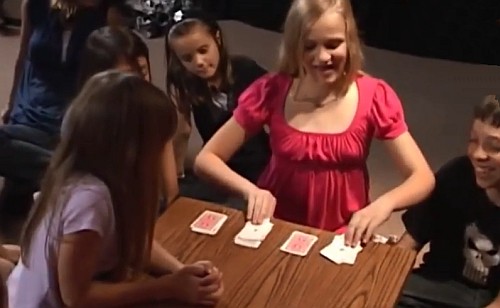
292, 78, 342, 107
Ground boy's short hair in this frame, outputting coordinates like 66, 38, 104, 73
474, 95, 500, 127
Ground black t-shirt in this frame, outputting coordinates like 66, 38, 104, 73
403, 156, 500, 291
191, 55, 271, 182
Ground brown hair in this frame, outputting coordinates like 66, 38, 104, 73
474, 95, 500, 127
277, 0, 364, 95
165, 9, 232, 120
21, 71, 178, 280
77, 26, 151, 89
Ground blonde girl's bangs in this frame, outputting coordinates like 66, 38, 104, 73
277, 0, 364, 82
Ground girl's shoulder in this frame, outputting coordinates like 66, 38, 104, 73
230, 55, 261, 70
65, 174, 111, 199
230, 55, 267, 77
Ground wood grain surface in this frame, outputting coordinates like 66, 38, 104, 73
152, 198, 416, 308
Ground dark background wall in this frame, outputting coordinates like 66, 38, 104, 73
202, 0, 500, 66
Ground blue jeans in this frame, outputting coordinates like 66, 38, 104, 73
0, 124, 56, 212
0, 124, 55, 183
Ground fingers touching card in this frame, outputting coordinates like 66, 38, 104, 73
320, 234, 363, 265
234, 218, 274, 249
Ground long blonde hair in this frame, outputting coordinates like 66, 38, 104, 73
277, 0, 364, 94
21, 71, 178, 280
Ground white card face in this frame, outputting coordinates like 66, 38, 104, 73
320, 245, 344, 264
234, 236, 262, 249
372, 234, 389, 244
320, 234, 363, 265
237, 220, 274, 241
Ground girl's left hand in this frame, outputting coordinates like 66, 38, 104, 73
344, 201, 394, 247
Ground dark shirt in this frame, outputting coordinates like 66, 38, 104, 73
191, 56, 271, 182
403, 156, 500, 291
9, 0, 108, 135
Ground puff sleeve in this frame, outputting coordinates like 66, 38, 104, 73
371, 80, 408, 140
62, 183, 113, 238
233, 74, 274, 136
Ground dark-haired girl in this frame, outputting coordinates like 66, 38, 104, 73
165, 8, 271, 206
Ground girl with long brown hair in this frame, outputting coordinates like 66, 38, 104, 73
70, 25, 179, 206
165, 8, 271, 207
7, 71, 223, 307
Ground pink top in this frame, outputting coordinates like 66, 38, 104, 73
233, 73, 408, 232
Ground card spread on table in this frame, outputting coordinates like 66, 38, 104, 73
372, 234, 389, 244
320, 234, 363, 265
280, 231, 318, 257
234, 218, 274, 249
372, 234, 398, 244
190, 210, 228, 236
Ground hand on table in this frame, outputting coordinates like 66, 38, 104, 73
245, 187, 276, 224
345, 200, 393, 247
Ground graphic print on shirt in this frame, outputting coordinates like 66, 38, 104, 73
462, 223, 500, 285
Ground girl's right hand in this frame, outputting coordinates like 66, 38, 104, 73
161, 263, 222, 304
245, 187, 276, 224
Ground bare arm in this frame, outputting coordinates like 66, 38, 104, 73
396, 231, 424, 252
58, 231, 173, 307
161, 141, 179, 204
194, 117, 257, 198
168, 91, 193, 177
374, 132, 435, 211
0, 245, 20, 264
486, 293, 500, 308
345, 132, 434, 246
148, 240, 184, 275
4, 0, 32, 120
173, 110, 192, 177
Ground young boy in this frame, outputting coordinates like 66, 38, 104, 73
397, 94, 500, 308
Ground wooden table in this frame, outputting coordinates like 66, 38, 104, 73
154, 198, 416, 308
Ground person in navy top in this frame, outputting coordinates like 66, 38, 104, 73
0, 0, 124, 215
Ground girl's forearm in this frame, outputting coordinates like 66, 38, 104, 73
74, 276, 172, 307
149, 240, 184, 275
194, 152, 256, 198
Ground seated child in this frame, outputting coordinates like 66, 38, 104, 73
7, 71, 223, 307
397, 95, 500, 308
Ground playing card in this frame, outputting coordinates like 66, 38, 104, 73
190, 210, 228, 235
234, 236, 262, 249
372, 234, 389, 244
280, 231, 318, 257
372, 234, 398, 244
233, 218, 273, 249
320, 234, 363, 265
237, 218, 274, 241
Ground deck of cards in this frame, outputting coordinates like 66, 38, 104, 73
234, 218, 274, 248
280, 231, 318, 256
372, 234, 398, 244
320, 234, 363, 265
190, 210, 228, 236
